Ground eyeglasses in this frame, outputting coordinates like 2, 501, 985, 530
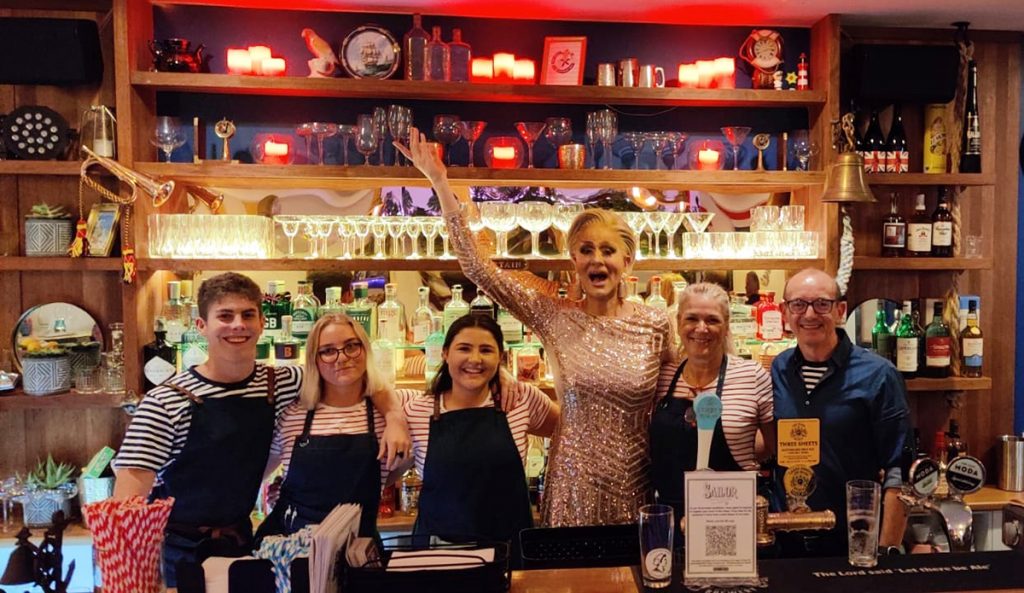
317, 342, 364, 363
784, 298, 837, 315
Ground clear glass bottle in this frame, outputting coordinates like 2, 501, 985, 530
424, 316, 445, 385
290, 280, 320, 343
142, 319, 176, 391
372, 317, 397, 383
274, 315, 301, 366
881, 193, 906, 257
319, 286, 345, 317
178, 305, 208, 371
923, 301, 951, 378
961, 299, 983, 377
378, 283, 404, 343
645, 276, 667, 310
346, 282, 376, 339
448, 28, 471, 83
424, 25, 450, 82
262, 280, 290, 344
624, 276, 643, 304
412, 286, 433, 346
497, 305, 523, 345
905, 193, 932, 257
443, 284, 470, 332
516, 331, 542, 384
161, 280, 189, 345
470, 290, 495, 318
403, 13, 430, 81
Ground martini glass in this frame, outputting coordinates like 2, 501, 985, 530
458, 120, 487, 167
662, 210, 685, 258
683, 210, 716, 233
515, 121, 547, 168
623, 132, 647, 170
623, 212, 648, 259
721, 126, 752, 171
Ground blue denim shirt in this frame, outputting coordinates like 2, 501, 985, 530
771, 329, 910, 524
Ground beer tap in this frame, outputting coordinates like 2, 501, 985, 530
681, 495, 836, 548
900, 455, 986, 553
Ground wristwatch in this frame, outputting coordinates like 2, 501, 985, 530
879, 545, 903, 556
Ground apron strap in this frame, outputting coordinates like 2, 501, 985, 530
265, 366, 276, 405
297, 408, 316, 448
364, 397, 375, 429
661, 356, 729, 408
167, 382, 203, 405
432, 389, 504, 421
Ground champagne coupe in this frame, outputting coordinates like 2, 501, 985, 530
336, 218, 354, 259
596, 109, 618, 170
721, 126, 752, 171
370, 218, 388, 258
433, 114, 462, 166
296, 122, 315, 164
652, 132, 680, 170
387, 105, 413, 165
480, 201, 518, 257
311, 122, 338, 165
585, 112, 601, 169
422, 217, 440, 257
386, 216, 406, 256
372, 107, 389, 165
517, 202, 553, 258
457, 120, 487, 167
624, 132, 647, 170
405, 218, 423, 258
150, 116, 186, 162
544, 117, 573, 150
337, 124, 356, 166
351, 216, 371, 257
514, 121, 547, 168
355, 114, 380, 166
277, 215, 301, 258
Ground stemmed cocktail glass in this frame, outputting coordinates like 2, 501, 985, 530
372, 107, 389, 165
515, 121, 546, 169
337, 124, 356, 165
370, 218, 387, 258
480, 202, 517, 257
596, 109, 618, 169
278, 215, 302, 258
458, 120, 487, 167
721, 126, 752, 171
422, 218, 440, 257
433, 115, 462, 166
355, 114, 380, 166
624, 132, 647, 170
387, 105, 413, 165
151, 116, 186, 162
544, 117, 573, 152
517, 202, 553, 258
311, 123, 338, 165
336, 219, 354, 259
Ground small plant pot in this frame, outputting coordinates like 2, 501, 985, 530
24, 217, 74, 256
22, 355, 72, 395
17, 490, 74, 528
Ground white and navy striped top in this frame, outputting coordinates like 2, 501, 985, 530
114, 364, 302, 484
656, 355, 774, 470
800, 362, 829, 394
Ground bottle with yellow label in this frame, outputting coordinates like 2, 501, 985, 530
923, 103, 947, 174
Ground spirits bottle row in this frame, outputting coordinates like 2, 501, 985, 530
880, 189, 953, 257
870, 298, 983, 379
404, 14, 472, 82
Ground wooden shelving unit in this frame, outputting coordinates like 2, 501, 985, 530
853, 256, 993, 271
0, 161, 83, 176
0, 390, 126, 411
131, 71, 828, 108
904, 377, 992, 392
0, 257, 123, 272
866, 173, 996, 187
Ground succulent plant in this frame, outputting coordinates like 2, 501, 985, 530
26, 455, 77, 490
28, 203, 71, 219
19, 336, 66, 357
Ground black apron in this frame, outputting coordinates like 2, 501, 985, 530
649, 357, 741, 529
151, 368, 277, 587
413, 394, 533, 549
255, 398, 381, 542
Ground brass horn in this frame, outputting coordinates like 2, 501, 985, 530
184, 184, 224, 214
80, 146, 175, 207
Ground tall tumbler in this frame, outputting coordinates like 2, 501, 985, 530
639, 503, 674, 588
846, 480, 881, 567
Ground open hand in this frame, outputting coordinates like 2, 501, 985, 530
393, 126, 447, 184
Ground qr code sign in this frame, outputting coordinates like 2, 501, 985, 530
705, 525, 737, 556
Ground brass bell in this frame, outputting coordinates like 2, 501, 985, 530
821, 152, 876, 203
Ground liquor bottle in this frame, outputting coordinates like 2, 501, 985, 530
645, 276, 668, 310
667, 280, 689, 342
863, 110, 886, 173
424, 315, 444, 385
399, 468, 422, 513
378, 283, 404, 343
516, 331, 542, 384
905, 194, 932, 257
161, 281, 189, 345
274, 315, 301, 366
755, 291, 783, 341
470, 290, 495, 318
871, 304, 894, 362
424, 26, 450, 82
412, 286, 433, 346
881, 194, 906, 257
290, 281, 320, 343
178, 305, 208, 371
262, 280, 288, 344
886, 104, 909, 174
497, 305, 523, 345
923, 301, 951, 378
961, 298, 983, 377
403, 13, 430, 81
945, 420, 967, 459
142, 319, 177, 391
923, 103, 948, 174
372, 318, 397, 383
346, 282, 375, 339
729, 300, 757, 341
448, 28, 471, 83
318, 286, 345, 318
959, 60, 981, 173
443, 284, 469, 332
624, 276, 643, 305
931, 187, 953, 257
894, 301, 920, 379
179, 279, 194, 309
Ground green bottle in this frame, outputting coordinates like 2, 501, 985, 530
894, 301, 920, 379
871, 303, 893, 362
424, 316, 445, 385
178, 305, 208, 371
346, 282, 375, 339
924, 301, 951, 378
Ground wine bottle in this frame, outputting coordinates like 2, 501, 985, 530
863, 110, 886, 173
931, 187, 953, 257
871, 304, 894, 362
959, 60, 981, 173
905, 194, 932, 257
923, 301, 951, 378
886, 104, 909, 174
403, 14, 429, 81
961, 299, 983, 377
881, 193, 906, 257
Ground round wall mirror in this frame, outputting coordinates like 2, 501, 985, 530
844, 298, 901, 350
12, 302, 102, 372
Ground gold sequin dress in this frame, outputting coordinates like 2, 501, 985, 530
445, 211, 670, 526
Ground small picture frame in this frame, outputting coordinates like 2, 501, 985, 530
541, 36, 587, 86
85, 203, 121, 257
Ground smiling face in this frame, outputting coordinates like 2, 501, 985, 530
315, 321, 367, 392
443, 327, 501, 398
678, 293, 727, 363
196, 294, 264, 363
570, 223, 632, 303
783, 269, 846, 359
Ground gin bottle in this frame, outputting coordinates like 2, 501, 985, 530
378, 283, 405, 343
412, 286, 433, 345
403, 13, 429, 81
645, 276, 667, 310
290, 281, 320, 343
178, 305, 208, 371
448, 28, 471, 82
143, 319, 176, 391
372, 318, 397, 383
443, 284, 470, 332
470, 290, 495, 318
319, 286, 345, 317
424, 26, 450, 82
161, 281, 189, 345
497, 305, 523, 345
424, 316, 444, 385
275, 315, 301, 366
624, 276, 643, 305
346, 282, 376, 339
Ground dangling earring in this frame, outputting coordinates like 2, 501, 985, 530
618, 278, 627, 299
569, 280, 584, 302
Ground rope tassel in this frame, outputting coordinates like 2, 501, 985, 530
68, 218, 89, 257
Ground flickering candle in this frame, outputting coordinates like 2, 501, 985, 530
713, 57, 736, 89
696, 60, 715, 89
491, 145, 517, 168
493, 52, 516, 81
263, 139, 289, 164
262, 58, 286, 76
697, 148, 720, 170
227, 49, 252, 74
678, 64, 699, 88
248, 45, 272, 74
471, 58, 494, 81
513, 59, 536, 83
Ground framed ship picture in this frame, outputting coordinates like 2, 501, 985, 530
541, 36, 587, 86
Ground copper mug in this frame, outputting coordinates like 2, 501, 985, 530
597, 63, 616, 86
558, 144, 586, 169
638, 65, 665, 88
618, 58, 639, 87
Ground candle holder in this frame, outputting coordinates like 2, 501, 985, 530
689, 139, 725, 170
484, 136, 525, 169
252, 133, 295, 165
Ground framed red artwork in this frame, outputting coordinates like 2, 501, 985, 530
540, 36, 587, 85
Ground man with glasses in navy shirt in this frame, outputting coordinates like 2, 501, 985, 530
771, 268, 910, 558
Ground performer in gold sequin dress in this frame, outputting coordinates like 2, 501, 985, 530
396, 130, 671, 526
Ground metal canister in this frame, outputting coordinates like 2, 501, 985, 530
999, 435, 1024, 491
923, 103, 948, 174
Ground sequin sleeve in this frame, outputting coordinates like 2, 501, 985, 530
444, 210, 559, 337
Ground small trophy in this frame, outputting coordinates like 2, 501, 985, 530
214, 117, 238, 163
753, 133, 771, 170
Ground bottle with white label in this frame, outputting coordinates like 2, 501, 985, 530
161, 281, 188, 345
931, 188, 953, 257
424, 316, 444, 385
142, 319, 177, 391
756, 291, 783, 341
497, 305, 524, 345
443, 284, 470, 332
378, 283, 404, 343
372, 317, 397, 383
412, 286, 433, 345
290, 281, 320, 343
961, 299, 983, 377
905, 194, 932, 257
319, 286, 345, 317
178, 304, 208, 371
895, 301, 920, 378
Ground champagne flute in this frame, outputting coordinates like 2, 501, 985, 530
514, 121, 546, 169
387, 105, 413, 166
585, 112, 600, 169
150, 116, 186, 162
355, 114, 380, 166
457, 120, 487, 167
596, 109, 618, 170
433, 114, 462, 166
721, 126, 752, 171
372, 107, 389, 165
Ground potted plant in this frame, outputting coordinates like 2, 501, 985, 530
16, 455, 79, 528
24, 202, 74, 256
19, 337, 71, 395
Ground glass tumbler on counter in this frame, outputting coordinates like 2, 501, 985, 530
846, 479, 881, 567
639, 503, 674, 588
